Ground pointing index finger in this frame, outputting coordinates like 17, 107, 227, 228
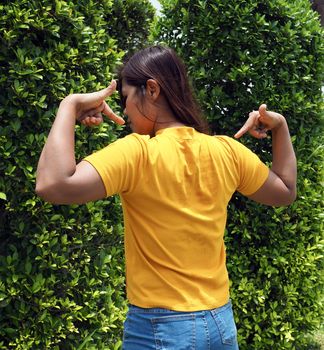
234, 112, 257, 139
102, 101, 125, 125
234, 124, 249, 139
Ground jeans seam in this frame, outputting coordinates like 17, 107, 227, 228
211, 303, 237, 346
151, 319, 160, 350
151, 314, 195, 323
128, 304, 180, 314
216, 312, 233, 345
203, 314, 210, 350
210, 301, 231, 316
192, 314, 196, 350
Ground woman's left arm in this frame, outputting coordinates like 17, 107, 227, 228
35, 81, 125, 204
234, 104, 297, 206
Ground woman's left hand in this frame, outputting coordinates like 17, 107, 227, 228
234, 104, 285, 139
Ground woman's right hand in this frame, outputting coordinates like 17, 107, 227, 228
63, 80, 125, 127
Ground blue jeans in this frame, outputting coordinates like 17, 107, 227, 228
122, 300, 239, 350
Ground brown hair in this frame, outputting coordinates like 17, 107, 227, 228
118, 45, 210, 134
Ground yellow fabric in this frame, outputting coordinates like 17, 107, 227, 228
84, 127, 269, 311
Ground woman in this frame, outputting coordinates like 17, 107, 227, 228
36, 45, 296, 349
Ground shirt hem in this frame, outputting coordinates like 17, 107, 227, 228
127, 296, 230, 312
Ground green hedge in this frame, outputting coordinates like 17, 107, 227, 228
1, 0, 323, 348
0, 0, 154, 348
156, 0, 323, 348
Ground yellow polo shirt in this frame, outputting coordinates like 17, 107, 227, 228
84, 127, 269, 311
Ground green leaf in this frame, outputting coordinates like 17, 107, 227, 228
0, 192, 7, 200
25, 261, 32, 275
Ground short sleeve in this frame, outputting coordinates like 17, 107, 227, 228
84, 134, 148, 197
217, 136, 269, 196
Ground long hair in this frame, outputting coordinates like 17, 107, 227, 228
118, 45, 210, 134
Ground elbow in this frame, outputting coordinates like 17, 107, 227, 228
290, 189, 297, 204
274, 188, 297, 207
35, 182, 57, 204
35, 181, 65, 205
286, 187, 297, 205
35, 181, 85, 205
35, 181, 45, 199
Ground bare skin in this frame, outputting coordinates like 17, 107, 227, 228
235, 104, 296, 206
36, 81, 296, 206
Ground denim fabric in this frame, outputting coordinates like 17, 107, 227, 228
122, 301, 239, 350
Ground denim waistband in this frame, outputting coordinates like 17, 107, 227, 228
128, 300, 231, 314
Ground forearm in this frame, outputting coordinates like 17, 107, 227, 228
270, 117, 297, 196
36, 97, 77, 191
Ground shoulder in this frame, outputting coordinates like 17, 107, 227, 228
214, 135, 243, 147
208, 135, 261, 168
211, 135, 245, 155
85, 133, 150, 165
213, 135, 252, 153
111, 133, 150, 148
102, 133, 150, 158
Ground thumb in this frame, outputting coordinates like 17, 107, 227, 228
98, 80, 117, 100
258, 104, 267, 121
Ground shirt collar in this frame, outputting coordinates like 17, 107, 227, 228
155, 126, 196, 139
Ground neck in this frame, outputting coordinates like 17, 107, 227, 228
147, 94, 186, 135
153, 117, 186, 135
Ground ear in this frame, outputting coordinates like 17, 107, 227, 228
146, 79, 161, 101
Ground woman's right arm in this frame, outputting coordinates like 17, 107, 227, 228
36, 81, 125, 205
234, 104, 297, 206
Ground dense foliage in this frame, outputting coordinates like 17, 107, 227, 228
1, 0, 323, 348
156, 0, 323, 348
0, 0, 154, 348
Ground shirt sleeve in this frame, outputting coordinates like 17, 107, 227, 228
83, 134, 148, 197
217, 136, 270, 196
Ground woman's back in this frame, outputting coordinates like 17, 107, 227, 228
85, 126, 268, 311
